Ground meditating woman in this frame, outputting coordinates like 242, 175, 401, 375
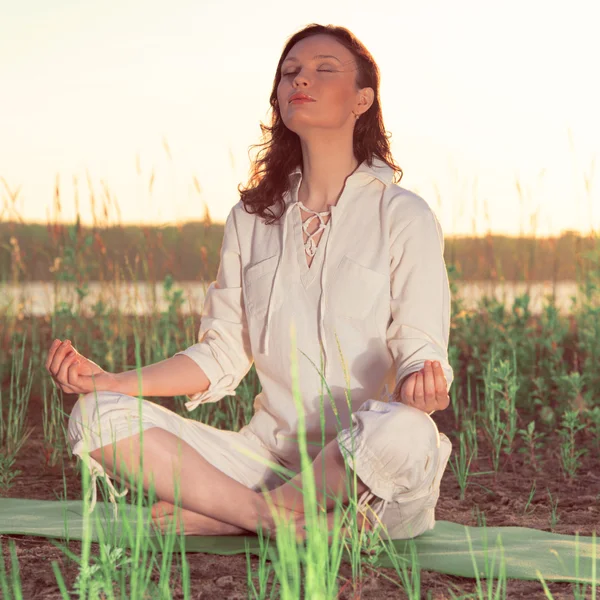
46, 23, 454, 543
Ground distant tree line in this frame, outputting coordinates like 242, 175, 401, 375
0, 221, 598, 283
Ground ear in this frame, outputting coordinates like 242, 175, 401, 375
358, 87, 375, 113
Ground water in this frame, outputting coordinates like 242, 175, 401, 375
0, 280, 589, 318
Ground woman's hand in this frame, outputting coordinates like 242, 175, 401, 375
45, 339, 115, 395
397, 360, 450, 414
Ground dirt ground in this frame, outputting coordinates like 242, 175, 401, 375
1, 393, 599, 600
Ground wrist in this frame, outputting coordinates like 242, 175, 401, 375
98, 371, 119, 393
109, 369, 144, 396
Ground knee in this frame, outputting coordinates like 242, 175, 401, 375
337, 401, 441, 501
339, 400, 438, 468
362, 401, 439, 467
358, 404, 437, 494
392, 403, 438, 448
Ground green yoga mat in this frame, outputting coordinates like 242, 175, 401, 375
0, 499, 598, 584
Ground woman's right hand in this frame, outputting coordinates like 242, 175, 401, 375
45, 338, 116, 395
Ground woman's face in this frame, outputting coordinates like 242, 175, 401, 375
277, 34, 369, 134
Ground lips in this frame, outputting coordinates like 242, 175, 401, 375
289, 93, 315, 103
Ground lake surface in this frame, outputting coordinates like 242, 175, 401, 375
0, 280, 589, 318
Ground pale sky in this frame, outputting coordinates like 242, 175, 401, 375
0, 0, 598, 236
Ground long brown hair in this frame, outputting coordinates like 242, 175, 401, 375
237, 23, 403, 225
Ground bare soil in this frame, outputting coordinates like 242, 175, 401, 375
2, 392, 599, 600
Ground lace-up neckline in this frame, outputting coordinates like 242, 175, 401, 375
297, 199, 331, 262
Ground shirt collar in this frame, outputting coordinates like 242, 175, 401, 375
284, 155, 394, 206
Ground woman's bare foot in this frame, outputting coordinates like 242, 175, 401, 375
149, 500, 376, 549
257, 490, 376, 546
150, 500, 256, 536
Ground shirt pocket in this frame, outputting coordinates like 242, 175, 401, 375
328, 255, 387, 320
243, 254, 281, 319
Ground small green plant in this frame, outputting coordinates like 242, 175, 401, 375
480, 348, 519, 474
523, 479, 537, 515
463, 416, 479, 461
72, 543, 132, 598
517, 420, 546, 472
547, 487, 560, 531
448, 430, 475, 501
557, 409, 588, 481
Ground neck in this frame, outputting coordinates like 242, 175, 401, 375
296, 139, 359, 211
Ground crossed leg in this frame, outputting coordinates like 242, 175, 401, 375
154, 435, 373, 539
89, 426, 370, 539
88, 426, 279, 536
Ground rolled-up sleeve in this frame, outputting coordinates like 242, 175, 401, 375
387, 209, 454, 396
173, 208, 253, 411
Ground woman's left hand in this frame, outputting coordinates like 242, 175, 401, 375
398, 360, 450, 414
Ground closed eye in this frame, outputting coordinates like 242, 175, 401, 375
283, 69, 334, 76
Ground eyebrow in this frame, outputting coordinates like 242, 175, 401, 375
282, 54, 342, 65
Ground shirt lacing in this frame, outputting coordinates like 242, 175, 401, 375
297, 200, 331, 257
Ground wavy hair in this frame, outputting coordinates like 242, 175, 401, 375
237, 23, 403, 225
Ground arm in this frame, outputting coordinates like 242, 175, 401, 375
387, 206, 454, 401
111, 354, 210, 398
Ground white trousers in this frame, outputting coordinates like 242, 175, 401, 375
68, 393, 452, 541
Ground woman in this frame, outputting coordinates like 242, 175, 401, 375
47, 24, 453, 543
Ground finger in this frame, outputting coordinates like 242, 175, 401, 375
68, 355, 81, 388
423, 361, 437, 411
45, 339, 62, 371
399, 372, 416, 404
433, 362, 450, 409
433, 361, 447, 393
50, 340, 72, 375
398, 373, 415, 404
49, 339, 69, 374
413, 371, 425, 409
56, 349, 78, 387
62, 358, 85, 395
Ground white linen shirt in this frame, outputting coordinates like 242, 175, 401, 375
173, 155, 454, 472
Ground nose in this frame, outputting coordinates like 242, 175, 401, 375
291, 69, 311, 86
